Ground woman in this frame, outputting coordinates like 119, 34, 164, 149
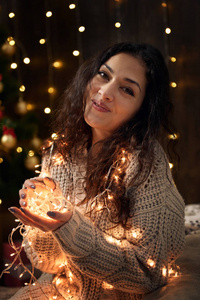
8, 42, 185, 300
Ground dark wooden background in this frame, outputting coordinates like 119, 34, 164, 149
0, 0, 200, 205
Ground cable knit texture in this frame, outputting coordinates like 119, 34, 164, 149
9, 141, 185, 300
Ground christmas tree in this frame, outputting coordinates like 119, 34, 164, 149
0, 28, 42, 209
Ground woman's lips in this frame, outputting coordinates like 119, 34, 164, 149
92, 99, 110, 112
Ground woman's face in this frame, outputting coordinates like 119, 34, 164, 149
84, 53, 147, 144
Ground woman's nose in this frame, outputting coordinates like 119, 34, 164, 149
98, 83, 114, 101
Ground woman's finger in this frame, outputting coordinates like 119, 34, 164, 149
47, 210, 73, 224
43, 177, 56, 190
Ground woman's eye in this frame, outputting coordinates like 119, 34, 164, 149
121, 87, 134, 96
98, 71, 109, 80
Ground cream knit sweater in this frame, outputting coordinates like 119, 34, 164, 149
10, 141, 185, 300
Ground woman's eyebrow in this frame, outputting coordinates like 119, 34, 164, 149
104, 63, 141, 93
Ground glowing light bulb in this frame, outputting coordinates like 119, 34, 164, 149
170, 56, 176, 62
53, 61, 63, 68
46, 11, 52, 17
27, 103, 34, 110
39, 38, 46, 44
44, 107, 51, 114
10, 63, 17, 69
19, 85, 25, 92
9, 12, 15, 18
103, 282, 114, 289
170, 82, 177, 88
78, 26, 85, 32
165, 27, 171, 34
73, 50, 80, 56
16, 147, 23, 153
23, 57, 30, 64
48, 87, 55, 94
162, 267, 167, 276
132, 232, 137, 238
147, 259, 155, 268
51, 133, 58, 140
162, 2, 167, 7
0, 199, 2, 205
9, 40, 15, 46
0, 158, 3, 163
168, 133, 178, 140
69, 4, 76, 9
169, 163, 174, 169
115, 22, 121, 28
28, 150, 35, 157
108, 194, 113, 200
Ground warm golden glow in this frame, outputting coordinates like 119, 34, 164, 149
44, 107, 51, 114
19, 85, 25, 92
78, 26, 85, 32
28, 150, 35, 157
23, 57, 30, 64
168, 133, 178, 140
169, 163, 174, 169
132, 232, 137, 238
0, 199, 2, 205
39, 38, 46, 44
0, 158, 3, 163
162, 267, 167, 276
10, 62, 17, 69
48, 87, 56, 94
69, 4, 76, 9
9, 12, 15, 18
46, 11, 52, 17
103, 282, 114, 289
162, 2, 167, 7
115, 22, 121, 28
170, 56, 177, 62
26, 103, 34, 110
16, 147, 23, 153
170, 82, 177, 88
147, 259, 155, 268
51, 133, 58, 140
9, 40, 15, 46
73, 50, 80, 56
121, 157, 126, 163
165, 27, 171, 34
53, 61, 63, 68
108, 194, 113, 200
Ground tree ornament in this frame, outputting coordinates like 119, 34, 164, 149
1, 41, 16, 56
31, 136, 42, 150
24, 155, 40, 170
1, 126, 17, 149
15, 97, 27, 115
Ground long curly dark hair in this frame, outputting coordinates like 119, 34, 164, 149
43, 42, 174, 228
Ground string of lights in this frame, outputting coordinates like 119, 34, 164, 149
161, 1, 179, 169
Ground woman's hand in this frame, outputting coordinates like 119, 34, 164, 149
19, 177, 58, 208
8, 177, 73, 232
8, 206, 73, 232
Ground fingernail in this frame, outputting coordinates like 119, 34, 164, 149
21, 194, 26, 199
22, 201, 26, 206
31, 185, 35, 189
47, 211, 56, 218
8, 207, 16, 213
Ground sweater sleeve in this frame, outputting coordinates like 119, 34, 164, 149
52, 144, 185, 294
